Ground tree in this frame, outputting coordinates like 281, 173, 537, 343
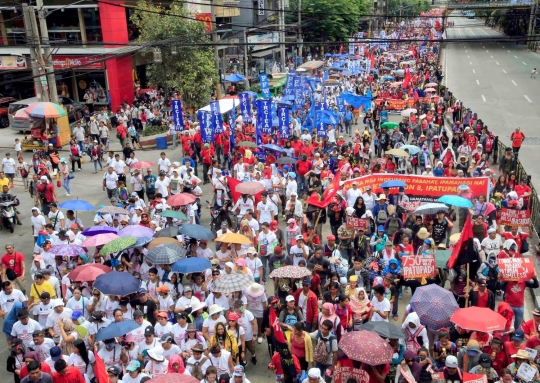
131, 1, 218, 110
285, 0, 369, 43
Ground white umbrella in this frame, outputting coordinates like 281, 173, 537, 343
401, 108, 417, 117
414, 203, 449, 215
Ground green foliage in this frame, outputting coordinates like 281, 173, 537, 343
285, 0, 369, 42
131, 0, 219, 110
142, 123, 169, 137
387, 0, 430, 18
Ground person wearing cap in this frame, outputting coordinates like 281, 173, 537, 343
442, 355, 463, 382
504, 330, 527, 365
507, 349, 538, 382
521, 306, 540, 341
184, 343, 212, 378
30, 329, 55, 362
202, 304, 226, 341
156, 333, 180, 361
11, 308, 42, 346
301, 367, 325, 383
125, 359, 149, 382
128, 310, 152, 345
284, 191, 303, 221
97, 338, 123, 371
345, 181, 363, 208
456, 339, 483, 372
231, 299, 258, 365
289, 234, 309, 267
153, 311, 172, 339
278, 295, 304, 332
132, 288, 158, 327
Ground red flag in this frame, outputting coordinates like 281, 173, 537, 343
270, 306, 287, 343
321, 171, 341, 206
447, 215, 475, 269
354, 140, 359, 155
370, 55, 375, 68
413, 91, 419, 103
403, 68, 411, 89
307, 193, 328, 209
94, 350, 110, 383
226, 176, 263, 205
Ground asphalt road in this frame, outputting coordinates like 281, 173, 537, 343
445, 12, 540, 192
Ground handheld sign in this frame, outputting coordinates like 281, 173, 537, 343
497, 258, 535, 281
402, 255, 437, 279
346, 217, 367, 231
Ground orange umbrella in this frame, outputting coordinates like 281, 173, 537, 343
215, 232, 252, 244
147, 237, 182, 249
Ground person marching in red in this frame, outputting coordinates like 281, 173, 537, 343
510, 127, 525, 157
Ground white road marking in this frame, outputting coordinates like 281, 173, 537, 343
481, 29, 489, 36
491, 56, 494, 59
466, 50, 468, 52
470, 62, 473, 65
523, 62, 527, 65
508, 50, 511, 52
486, 50, 489, 53
476, 80, 480, 85
496, 62, 499, 65
482, 95, 486, 102
473, 69, 476, 73
524, 95, 532, 103
459, 29, 463, 37
503, 69, 507, 73
514, 55, 518, 58
512, 80, 517, 86
469, 29, 476, 36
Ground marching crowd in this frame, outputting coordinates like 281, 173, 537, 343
0, 11, 537, 383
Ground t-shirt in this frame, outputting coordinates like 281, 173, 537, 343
31, 215, 47, 236
155, 177, 171, 197
29, 338, 55, 362
144, 359, 169, 376
154, 322, 172, 339
144, 175, 157, 193
98, 344, 123, 369
48, 210, 65, 231
1, 251, 25, 277
370, 297, 391, 322
256, 201, 277, 224
11, 319, 42, 345
431, 220, 449, 243
237, 310, 256, 340
246, 257, 263, 279
2, 157, 16, 173
202, 315, 226, 338
309, 331, 339, 365
481, 235, 503, 253
103, 172, 119, 190
29, 281, 56, 302
68, 350, 96, 379
246, 292, 267, 318
158, 158, 171, 172
0, 289, 26, 314
33, 302, 54, 326
171, 323, 188, 345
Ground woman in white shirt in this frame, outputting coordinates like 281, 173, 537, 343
66, 288, 90, 319
68, 339, 96, 382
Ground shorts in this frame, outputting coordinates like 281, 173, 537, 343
6, 173, 14, 179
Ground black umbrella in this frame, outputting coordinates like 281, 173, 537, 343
359, 321, 406, 339
276, 157, 298, 165
153, 226, 179, 238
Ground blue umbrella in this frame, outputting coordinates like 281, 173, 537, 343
58, 199, 95, 211
242, 91, 258, 98
171, 257, 212, 273
324, 53, 332, 57
81, 226, 117, 237
130, 236, 153, 248
400, 145, 421, 155
224, 74, 245, 83
332, 54, 341, 57
382, 75, 395, 81
282, 95, 295, 101
438, 195, 473, 208
263, 144, 286, 153
94, 271, 140, 296
370, 68, 379, 74
178, 224, 214, 240
342, 70, 353, 77
410, 284, 459, 330
380, 180, 407, 188
95, 320, 139, 341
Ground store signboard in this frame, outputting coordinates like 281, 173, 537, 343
53, 55, 104, 70
248, 32, 279, 51
0, 56, 27, 70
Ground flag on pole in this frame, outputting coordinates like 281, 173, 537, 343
269, 307, 297, 383
447, 215, 475, 269
94, 350, 110, 383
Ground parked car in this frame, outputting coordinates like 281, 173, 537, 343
0, 97, 18, 128
9, 96, 84, 132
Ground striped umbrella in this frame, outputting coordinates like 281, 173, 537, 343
25, 102, 67, 118
146, 244, 186, 264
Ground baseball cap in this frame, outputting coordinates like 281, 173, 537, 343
138, 288, 147, 295
233, 365, 245, 377
487, 228, 496, 234
133, 310, 144, 318
513, 329, 525, 341
144, 326, 155, 336
50, 346, 62, 361
478, 278, 487, 287
126, 360, 140, 372
92, 311, 104, 321
285, 295, 295, 302
445, 355, 458, 368
71, 310, 83, 320
479, 353, 492, 368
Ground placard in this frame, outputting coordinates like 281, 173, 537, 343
463, 372, 488, 383
346, 217, 367, 231
402, 255, 437, 279
499, 208, 531, 227
334, 367, 370, 383
525, 347, 538, 360
497, 257, 535, 281
517, 362, 537, 382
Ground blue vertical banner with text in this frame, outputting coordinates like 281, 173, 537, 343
316, 101, 326, 137
198, 110, 214, 143
336, 97, 345, 113
171, 99, 184, 131
209, 101, 223, 134
278, 107, 290, 139
259, 73, 271, 99
257, 99, 273, 135
285, 74, 295, 96
238, 92, 252, 124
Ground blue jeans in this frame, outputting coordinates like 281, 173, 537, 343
297, 175, 306, 194
78, 140, 85, 154
316, 363, 332, 383
63, 177, 71, 194
93, 159, 103, 172
510, 305, 524, 329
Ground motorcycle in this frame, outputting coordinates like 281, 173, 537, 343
0, 200, 17, 233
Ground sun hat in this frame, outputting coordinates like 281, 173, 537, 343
245, 283, 265, 297
208, 304, 224, 316
147, 346, 165, 362
417, 227, 430, 239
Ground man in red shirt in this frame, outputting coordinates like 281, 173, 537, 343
296, 155, 312, 194
1, 242, 25, 292
52, 359, 85, 383
214, 132, 224, 164
510, 127, 525, 157
502, 226, 529, 257
521, 306, 540, 339
36, 176, 58, 216
201, 143, 214, 184
116, 124, 127, 148
514, 179, 532, 210
504, 330, 526, 366
469, 278, 495, 310
503, 274, 539, 329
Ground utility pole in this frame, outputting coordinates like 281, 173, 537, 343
211, 0, 222, 99
243, 28, 250, 88
22, 3, 44, 102
279, 0, 286, 71
297, 0, 302, 65
36, 0, 58, 104
28, 5, 49, 102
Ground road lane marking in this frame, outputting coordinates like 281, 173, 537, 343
473, 69, 476, 73
524, 95, 532, 103
512, 80, 517, 86
470, 62, 473, 65
503, 69, 507, 73
469, 29, 476, 36
523, 62, 527, 65
514, 55, 518, 58
459, 29, 463, 37
481, 29, 489, 36
496, 62, 499, 65
486, 50, 489, 53
476, 80, 480, 85
491, 56, 494, 58
482, 95, 486, 102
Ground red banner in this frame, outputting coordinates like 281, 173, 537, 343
402, 255, 437, 279
499, 208, 531, 227
374, 96, 440, 110
346, 217, 368, 230
52, 55, 104, 70
463, 372, 488, 383
195, 13, 212, 33
497, 257, 535, 281
341, 174, 490, 204
335, 367, 370, 383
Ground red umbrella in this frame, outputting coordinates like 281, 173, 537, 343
235, 181, 265, 195
130, 161, 156, 170
450, 307, 507, 332
167, 193, 197, 207
68, 264, 112, 282
338, 330, 394, 365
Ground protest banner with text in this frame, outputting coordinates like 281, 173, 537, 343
499, 209, 531, 227
402, 255, 437, 279
334, 367, 370, 383
497, 257, 535, 281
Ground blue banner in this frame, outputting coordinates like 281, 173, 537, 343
259, 73, 270, 99
198, 110, 214, 143
294, 88, 303, 109
257, 99, 272, 135
316, 101, 326, 137
171, 99, 184, 131
278, 107, 290, 139
209, 101, 223, 134
336, 96, 345, 113
284, 74, 295, 96
239, 92, 252, 124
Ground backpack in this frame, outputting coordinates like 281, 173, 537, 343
284, 312, 298, 326
313, 332, 336, 363
484, 263, 499, 290
387, 217, 400, 236
377, 207, 388, 224
187, 357, 209, 380
485, 137, 494, 153
405, 325, 425, 354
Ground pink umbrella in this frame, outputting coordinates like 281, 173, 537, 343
14, 108, 29, 121
130, 161, 156, 170
68, 263, 112, 282
82, 233, 119, 247
391, 81, 402, 87
235, 181, 265, 195
425, 87, 436, 92
168, 193, 197, 207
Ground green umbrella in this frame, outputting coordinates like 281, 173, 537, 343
160, 210, 188, 221
237, 141, 257, 148
435, 250, 452, 268
380, 122, 399, 130
99, 236, 138, 256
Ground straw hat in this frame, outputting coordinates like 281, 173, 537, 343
511, 349, 533, 361
417, 227, 430, 239
245, 283, 265, 298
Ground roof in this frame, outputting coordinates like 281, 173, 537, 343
298, 60, 325, 70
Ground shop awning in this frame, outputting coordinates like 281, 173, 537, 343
197, 96, 239, 114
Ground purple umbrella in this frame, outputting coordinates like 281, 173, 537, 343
119, 225, 154, 238
81, 226, 118, 237
410, 284, 459, 330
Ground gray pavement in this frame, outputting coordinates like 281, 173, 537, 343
445, 13, 540, 192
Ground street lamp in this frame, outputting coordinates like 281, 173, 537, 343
153, 48, 163, 63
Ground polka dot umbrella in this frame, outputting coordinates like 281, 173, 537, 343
338, 330, 393, 365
